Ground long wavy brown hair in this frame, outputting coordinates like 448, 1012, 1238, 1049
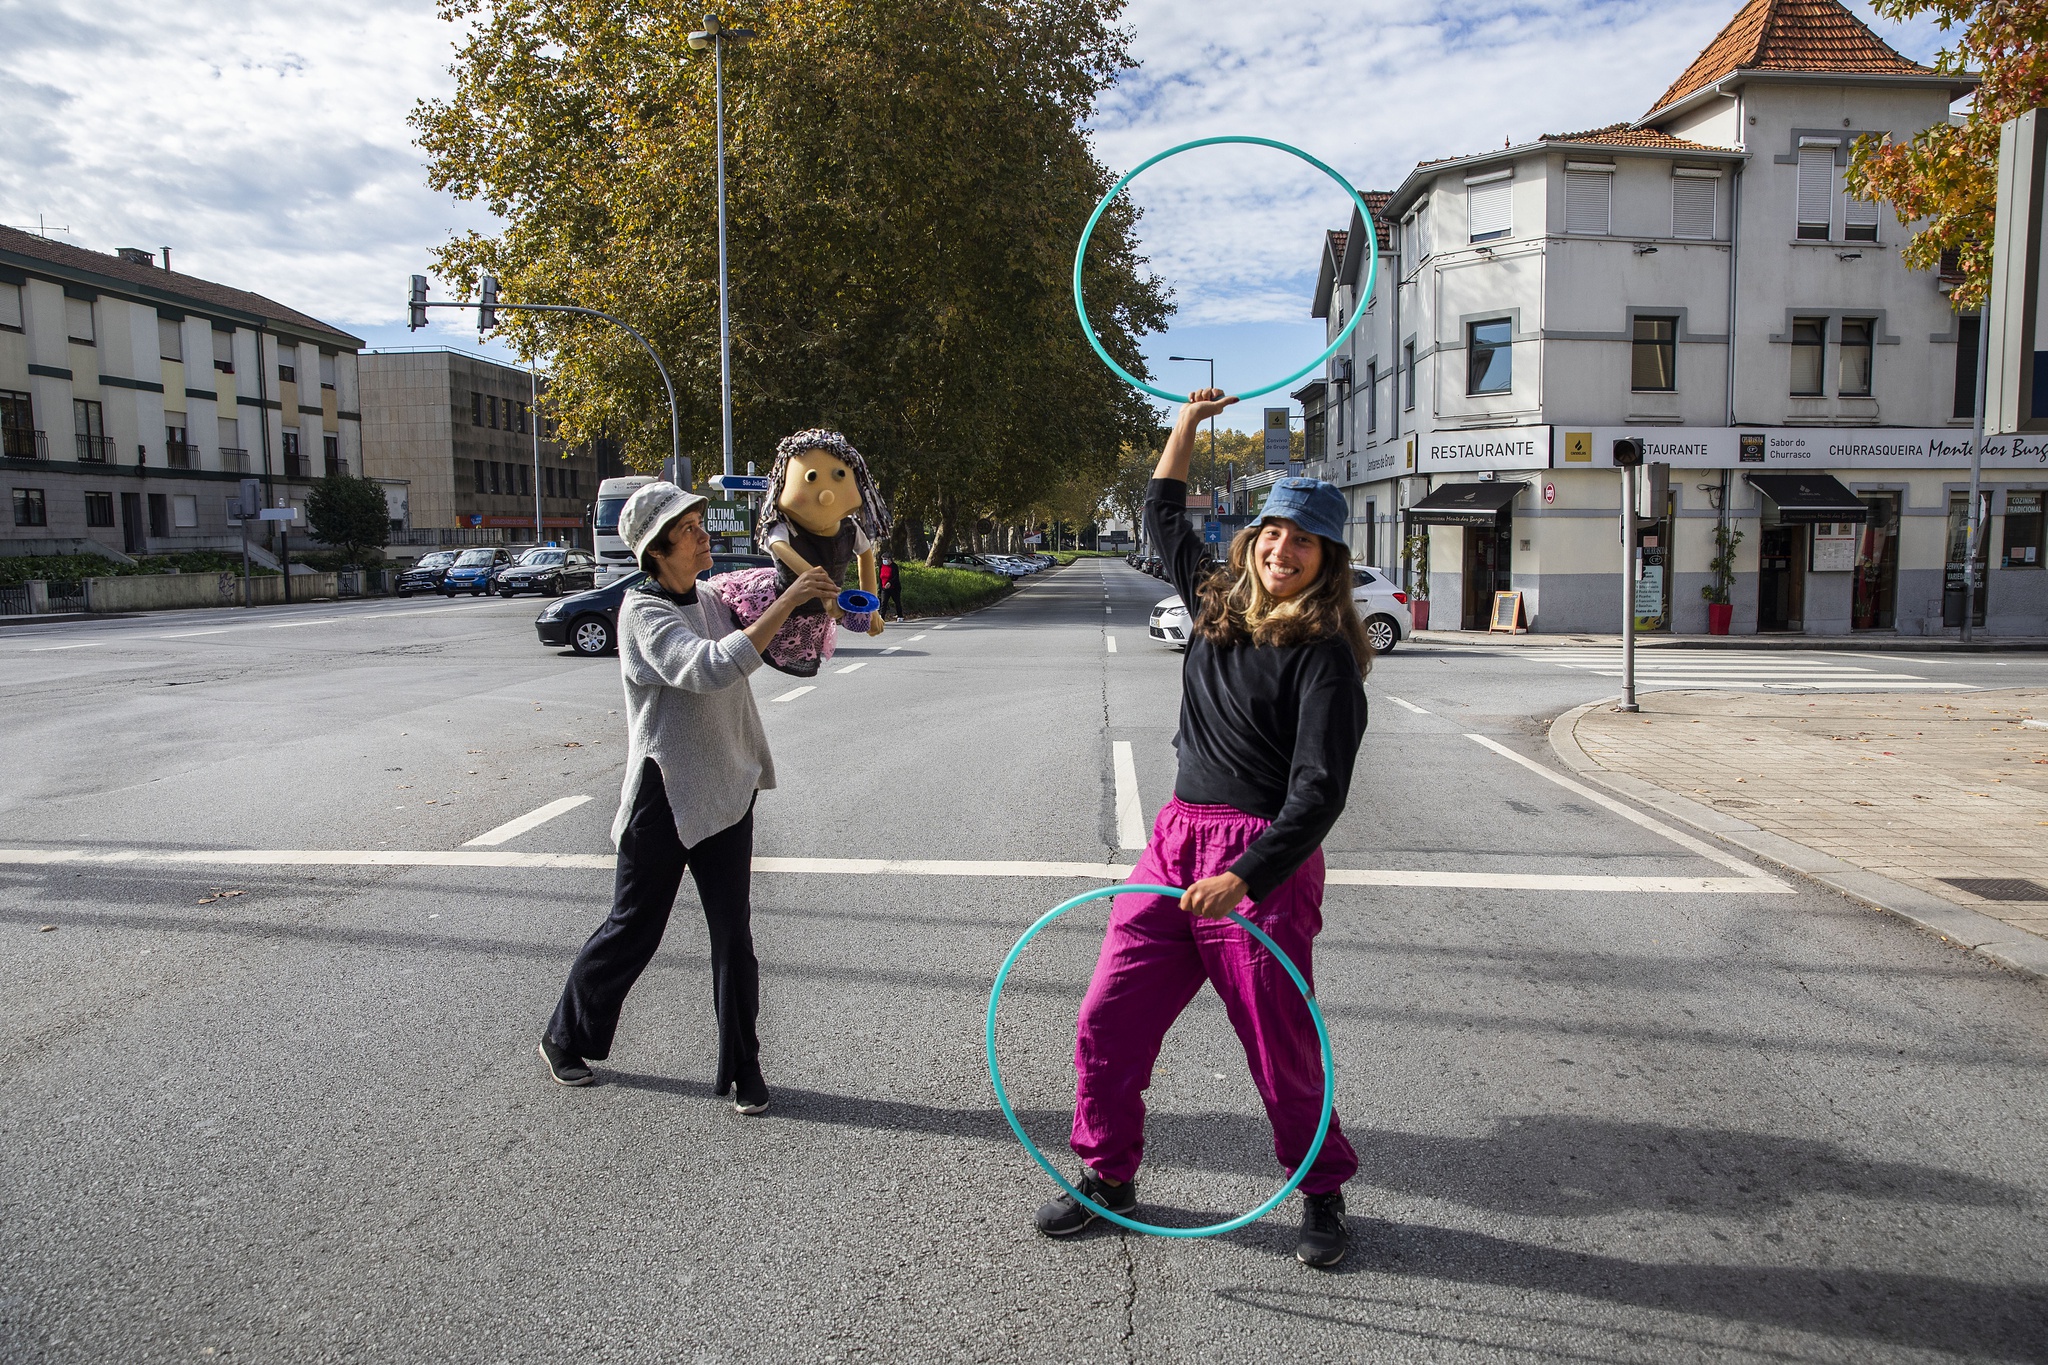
1193, 524, 1371, 675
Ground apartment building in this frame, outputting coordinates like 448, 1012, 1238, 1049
0, 225, 364, 559
357, 348, 599, 561
1302, 0, 2041, 636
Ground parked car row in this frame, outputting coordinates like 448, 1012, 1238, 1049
942, 551, 1055, 578
1146, 564, 1411, 654
396, 546, 601, 598
534, 552, 773, 656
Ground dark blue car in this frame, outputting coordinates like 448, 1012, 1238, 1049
441, 546, 513, 596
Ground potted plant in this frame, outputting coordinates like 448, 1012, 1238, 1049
1404, 529, 1431, 630
1700, 523, 1743, 635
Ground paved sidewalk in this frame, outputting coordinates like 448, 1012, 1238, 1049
1414, 627, 2048, 651
1556, 688, 2048, 971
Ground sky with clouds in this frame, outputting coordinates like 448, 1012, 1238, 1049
0, 0, 1950, 430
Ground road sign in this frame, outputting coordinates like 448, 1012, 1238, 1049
704, 499, 751, 537
710, 474, 771, 494
258, 508, 298, 522
1203, 519, 1223, 544
1263, 408, 1290, 470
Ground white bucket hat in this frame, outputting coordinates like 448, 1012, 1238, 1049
619, 481, 709, 563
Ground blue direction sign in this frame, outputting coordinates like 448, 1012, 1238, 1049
1203, 519, 1223, 544
710, 474, 771, 494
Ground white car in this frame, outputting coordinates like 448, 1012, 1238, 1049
1148, 565, 1413, 654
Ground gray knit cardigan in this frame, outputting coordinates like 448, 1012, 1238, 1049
611, 582, 775, 849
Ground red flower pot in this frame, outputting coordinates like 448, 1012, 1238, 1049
1411, 599, 1430, 631
1707, 602, 1733, 635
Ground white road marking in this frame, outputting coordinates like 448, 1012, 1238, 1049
836, 662, 867, 674
1388, 696, 1430, 714
1112, 740, 1146, 849
773, 685, 816, 702
908, 634, 927, 642
1465, 733, 1780, 883
880, 646, 901, 655
930, 624, 949, 630
158, 629, 233, 638
0, 845, 1793, 892
266, 618, 340, 629
1106, 636, 1118, 653
1104, 607, 1113, 616
30, 642, 103, 652
464, 795, 594, 847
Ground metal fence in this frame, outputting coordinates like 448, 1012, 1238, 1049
0, 584, 27, 616
46, 580, 85, 611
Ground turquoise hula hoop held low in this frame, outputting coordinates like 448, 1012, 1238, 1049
1072, 136, 1381, 401
985, 884, 1335, 1238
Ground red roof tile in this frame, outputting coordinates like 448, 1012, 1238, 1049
1648, 0, 1932, 119
0, 224, 362, 347
1540, 123, 1733, 152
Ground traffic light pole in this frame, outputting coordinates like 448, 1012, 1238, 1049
1614, 438, 1643, 713
409, 282, 685, 487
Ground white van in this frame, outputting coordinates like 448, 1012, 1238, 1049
593, 475, 653, 585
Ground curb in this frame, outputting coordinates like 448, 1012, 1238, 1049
1415, 630, 2048, 653
1547, 697, 2048, 984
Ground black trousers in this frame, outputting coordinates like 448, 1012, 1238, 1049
880, 580, 904, 619
547, 760, 760, 1092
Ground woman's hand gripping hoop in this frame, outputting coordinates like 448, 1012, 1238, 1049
985, 883, 1335, 1238
1072, 136, 1380, 403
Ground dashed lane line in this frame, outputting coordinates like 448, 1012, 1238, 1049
464, 795, 594, 848
835, 662, 867, 674
1388, 696, 1430, 714
1112, 740, 1146, 849
1106, 636, 1118, 653
773, 685, 816, 703
0, 846, 1790, 891
30, 642, 103, 652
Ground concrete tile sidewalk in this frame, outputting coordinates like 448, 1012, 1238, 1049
1413, 628, 2048, 651
1566, 689, 2048, 952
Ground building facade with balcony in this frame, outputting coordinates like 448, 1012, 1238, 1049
357, 348, 600, 563
1300, 0, 2040, 637
0, 225, 363, 560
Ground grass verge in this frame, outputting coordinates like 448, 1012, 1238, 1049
0, 551, 277, 586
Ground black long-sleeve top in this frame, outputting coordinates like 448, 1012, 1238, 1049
1145, 479, 1367, 900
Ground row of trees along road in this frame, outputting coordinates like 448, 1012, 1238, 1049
413, 0, 1172, 564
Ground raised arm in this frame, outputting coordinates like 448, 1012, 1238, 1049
1152, 388, 1237, 483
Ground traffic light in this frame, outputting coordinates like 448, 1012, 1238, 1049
408, 275, 429, 331
478, 274, 500, 332
1611, 437, 1644, 468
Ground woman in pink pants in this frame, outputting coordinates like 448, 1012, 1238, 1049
1034, 390, 1370, 1268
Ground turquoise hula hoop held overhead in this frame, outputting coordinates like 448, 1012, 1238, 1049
1072, 136, 1381, 402
985, 883, 1336, 1239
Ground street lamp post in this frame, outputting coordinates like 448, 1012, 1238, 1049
689, 14, 755, 481
1167, 354, 1218, 482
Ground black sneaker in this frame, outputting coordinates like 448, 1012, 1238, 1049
732, 1070, 770, 1116
538, 1038, 593, 1087
1034, 1170, 1136, 1237
1295, 1191, 1349, 1268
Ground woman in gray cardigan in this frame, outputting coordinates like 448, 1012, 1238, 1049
540, 482, 836, 1112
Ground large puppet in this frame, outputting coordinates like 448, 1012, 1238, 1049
708, 428, 891, 678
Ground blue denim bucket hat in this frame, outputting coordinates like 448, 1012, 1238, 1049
1254, 477, 1347, 544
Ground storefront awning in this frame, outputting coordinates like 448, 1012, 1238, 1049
1405, 481, 1527, 527
1744, 473, 1868, 524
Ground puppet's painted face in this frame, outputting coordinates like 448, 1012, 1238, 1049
778, 448, 857, 535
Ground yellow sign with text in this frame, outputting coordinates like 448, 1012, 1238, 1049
1563, 431, 1593, 463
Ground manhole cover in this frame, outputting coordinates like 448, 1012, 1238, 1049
1941, 877, 2048, 902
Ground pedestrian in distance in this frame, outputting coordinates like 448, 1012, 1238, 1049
877, 553, 903, 621
538, 481, 838, 1113
1035, 389, 1370, 1268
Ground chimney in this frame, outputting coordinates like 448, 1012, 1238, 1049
117, 247, 155, 267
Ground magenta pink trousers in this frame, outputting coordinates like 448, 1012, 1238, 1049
1070, 797, 1358, 1194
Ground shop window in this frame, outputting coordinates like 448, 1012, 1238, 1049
1564, 168, 1611, 235
13, 487, 46, 527
1839, 318, 1874, 397
1790, 318, 1826, 396
1467, 173, 1511, 243
158, 316, 183, 361
66, 296, 95, 344
1795, 145, 1835, 240
84, 490, 113, 527
1631, 316, 1677, 391
1672, 170, 1719, 239
173, 494, 198, 529
1954, 316, 1980, 419
2003, 492, 2043, 568
1467, 319, 1511, 395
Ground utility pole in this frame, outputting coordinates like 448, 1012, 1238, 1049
1962, 305, 1990, 642
690, 13, 755, 480
1615, 439, 1644, 712
530, 362, 544, 546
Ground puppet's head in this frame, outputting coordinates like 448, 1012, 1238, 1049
758, 429, 890, 545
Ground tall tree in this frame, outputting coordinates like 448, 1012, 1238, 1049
1847, 0, 2048, 308
305, 473, 392, 567
413, 0, 1170, 562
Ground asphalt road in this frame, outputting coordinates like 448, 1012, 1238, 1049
2, 566, 2045, 1364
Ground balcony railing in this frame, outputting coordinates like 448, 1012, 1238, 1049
218, 447, 250, 473
166, 440, 198, 469
283, 451, 311, 478
76, 434, 114, 463
3, 427, 47, 460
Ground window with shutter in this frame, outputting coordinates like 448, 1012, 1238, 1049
1672, 173, 1718, 239
1796, 145, 1835, 239
1467, 175, 1512, 242
1564, 170, 1611, 234
1843, 190, 1880, 242
66, 297, 94, 343
158, 316, 183, 360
